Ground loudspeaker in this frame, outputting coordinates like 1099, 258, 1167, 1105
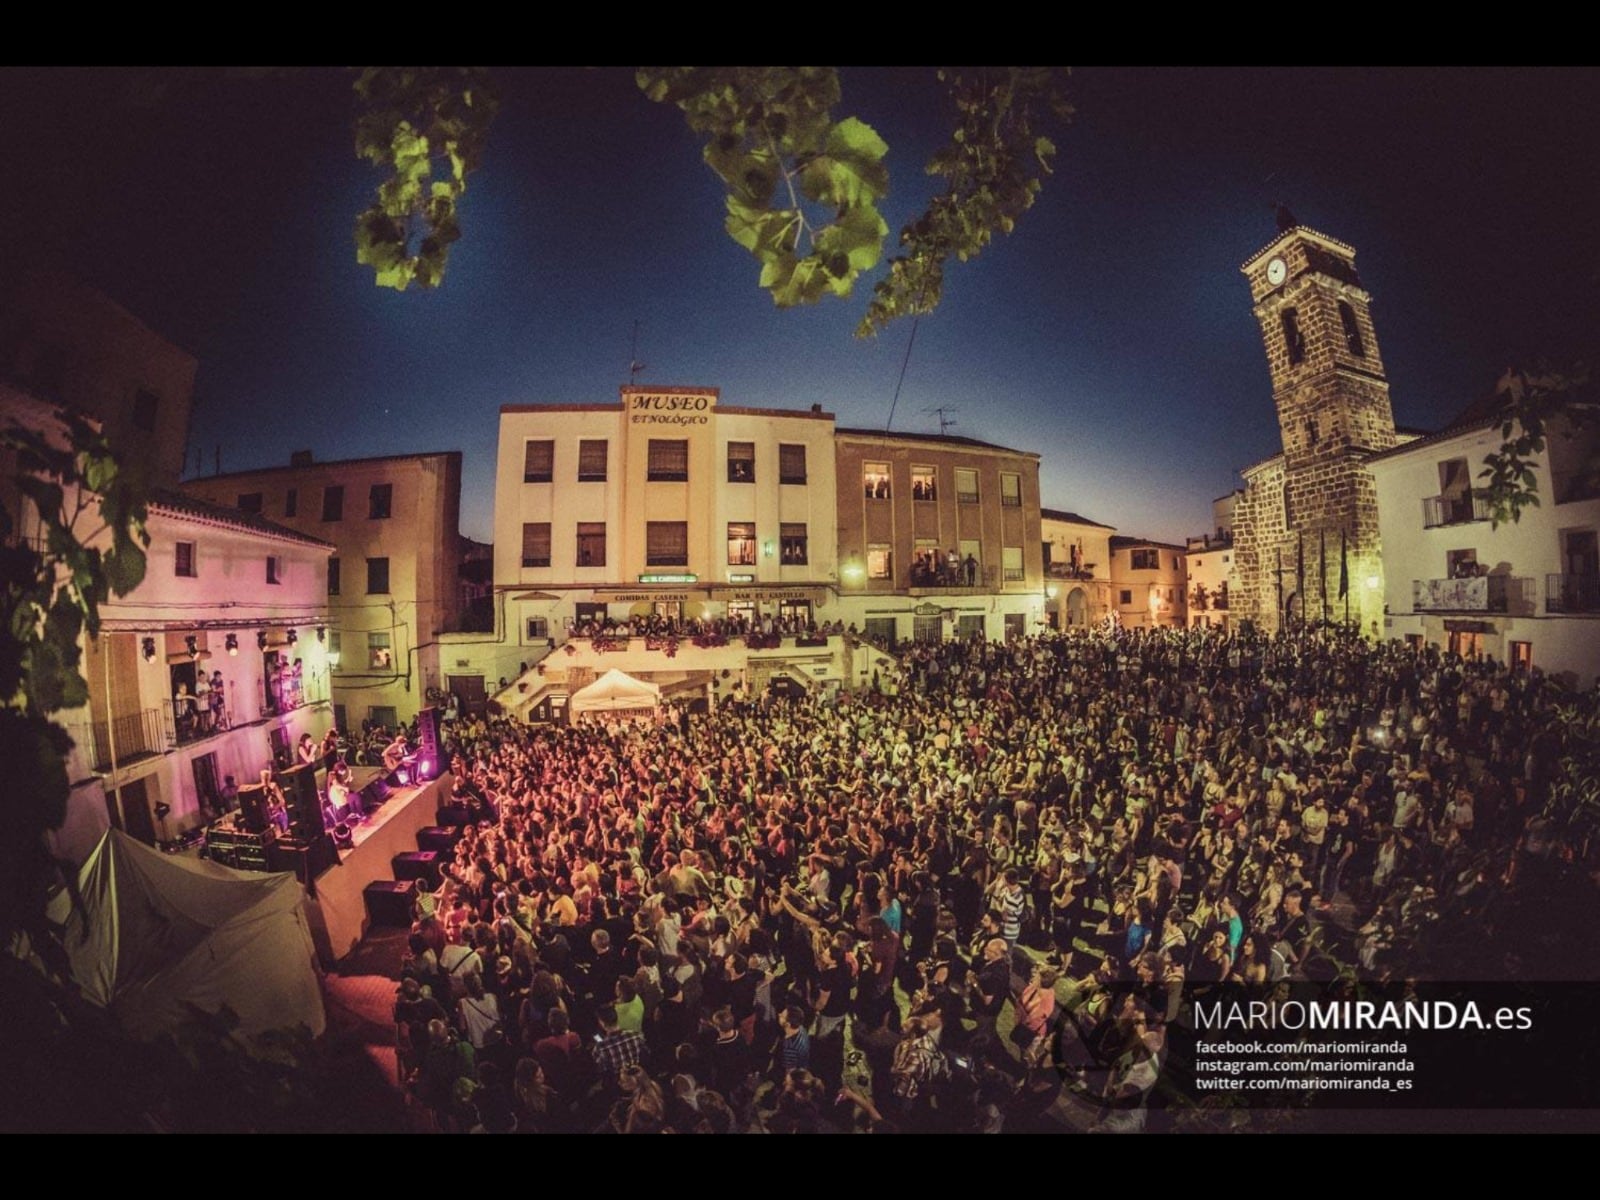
238, 783, 268, 834
392, 850, 441, 890
279, 764, 322, 835
436, 803, 471, 829
415, 706, 441, 780
364, 879, 417, 926
362, 775, 391, 813
417, 825, 460, 854
269, 834, 338, 894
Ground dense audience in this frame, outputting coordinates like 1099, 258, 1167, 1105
390, 625, 1598, 1133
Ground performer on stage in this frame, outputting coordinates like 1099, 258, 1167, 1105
382, 731, 410, 774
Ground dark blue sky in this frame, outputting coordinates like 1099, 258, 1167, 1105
5, 67, 1596, 542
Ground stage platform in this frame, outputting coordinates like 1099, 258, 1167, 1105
305, 771, 455, 965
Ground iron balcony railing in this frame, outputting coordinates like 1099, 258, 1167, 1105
1422, 491, 1492, 529
1546, 573, 1600, 614
64, 706, 166, 772
1413, 575, 1511, 613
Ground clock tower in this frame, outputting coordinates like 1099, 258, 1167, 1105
1232, 223, 1398, 633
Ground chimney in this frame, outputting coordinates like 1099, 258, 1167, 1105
289, 450, 314, 468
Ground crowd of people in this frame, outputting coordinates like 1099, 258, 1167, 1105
388, 624, 1597, 1133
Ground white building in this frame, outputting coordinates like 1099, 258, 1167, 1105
1109, 536, 1187, 628
1369, 404, 1600, 685
1185, 491, 1241, 628
4, 391, 334, 862
1041, 508, 1116, 629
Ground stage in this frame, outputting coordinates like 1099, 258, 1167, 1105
305, 771, 454, 965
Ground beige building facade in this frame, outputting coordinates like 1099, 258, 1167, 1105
1109, 536, 1187, 628
183, 450, 464, 730
1041, 508, 1116, 630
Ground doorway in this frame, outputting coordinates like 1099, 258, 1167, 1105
1066, 587, 1087, 628
447, 674, 488, 718
108, 775, 159, 846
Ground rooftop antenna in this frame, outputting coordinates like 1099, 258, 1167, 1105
627, 319, 646, 384
922, 404, 959, 436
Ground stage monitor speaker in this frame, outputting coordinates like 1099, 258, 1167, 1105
279, 764, 322, 834
392, 850, 441, 890
237, 783, 268, 833
436, 803, 471, 829
363, 775, 392, 811
364, 879, 418, 926
268, 834, 338, 894
416, 706, 441, 780
417, 825, 459, 854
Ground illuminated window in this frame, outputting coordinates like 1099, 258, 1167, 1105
867, 543, 893, 580
647, 439, 689, 482
577, 439, 608, 482
728, 441, 755, 483
646, 522, 688, 566
1000, 472, 1022, 507
523, 440, 554, 483
368, 632, 392, 670
780, 523, 808, 565
728, 521, 757, 566
369, 483, 393, 520
521, 522, 551, 568
576, 522, 606, 567
175, 541, 196, 578
911, 466, 936, 501
864, 462, 891, 500
1003, 545, 1024, 581
955, 468, 979, 504
779, 443, 807, 484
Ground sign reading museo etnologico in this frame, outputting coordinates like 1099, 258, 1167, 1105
628, 391, 715, 426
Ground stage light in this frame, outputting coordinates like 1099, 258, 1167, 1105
286, 628, 297, 645
395, 768, 410, 786
417, 758, 433, 781
142, 637, 157, 663
225, 633, 238, 655
185, 634, 198, 658
257, 630, 268, 651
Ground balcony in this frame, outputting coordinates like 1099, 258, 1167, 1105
1422, 491, 1491, 528
1546, 573, 1600, 614
1413, 575, 1513, 613
63, 707, 166, 773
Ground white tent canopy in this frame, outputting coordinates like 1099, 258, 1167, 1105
568, 667, 661, 722
49, 829, 325, 1042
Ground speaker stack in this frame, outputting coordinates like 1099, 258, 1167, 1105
415, 706, 441, 781
237, 782, 269, 834
278, 764, 322, 837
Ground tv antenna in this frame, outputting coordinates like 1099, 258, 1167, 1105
627, 320, 646, 384
922, 404, 959, 436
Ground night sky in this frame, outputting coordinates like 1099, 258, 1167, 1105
4, 67, 1596, 543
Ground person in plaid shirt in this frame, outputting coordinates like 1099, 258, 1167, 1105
591, 1003, 646, 1078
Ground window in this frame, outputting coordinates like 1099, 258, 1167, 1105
864, 462, 891, 500
327, 630, 342, 664
132, 389, 159, 432
328, 557, 341, 596
863, 617, 897, 647
523, 440, 554, 483
1120, 589, 1134, 605
1131, 548, 1160, 571
867, 543, 893, 580
237, 492, 263, 514
647, 439, 689, 482
526, 617, 549, 640
266, 555, 282, 585
1003, 545, 1024, 582
577, 522, 607, 567
912, 465, 937, 501
367, 556, 390, 594
1281, 308, 1306, 366
780, 522, 808, 565
284, 487, 297, 518
368, 633, 393, 670
913, 614, 942, 643
175, 541, 196, 578
369, 483, 393, 520
1000, 472, 1022, 508
646, 521, 688, 566
779, 443, 807, 484
957, 614, 985, 640
728, 441, 755, 483
577, 439, 608, 482
959, 539, 982, 584
369, 704, 397, 728
1446, 548, 1478, 579
728, 521, 757, 566
1338, 301, 1366, 357
322, 485, 344, 521
521, 522, 551, 568
1510, 640, 1532, 671
955, 468, 979, 504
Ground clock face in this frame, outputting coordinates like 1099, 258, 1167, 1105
1266, 257, 1287, 287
